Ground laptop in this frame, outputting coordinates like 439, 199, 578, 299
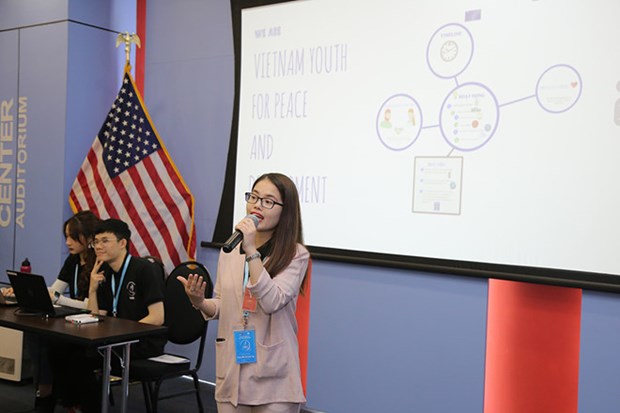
6, 270, 90, 317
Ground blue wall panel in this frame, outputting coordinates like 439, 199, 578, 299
0, 30, 19, 274
307, 261, 487, 412
144, 0, 235, 246
578, 290, 620, 413
12, 23, 69, 278
68, 0, 136, 35
64, 21, 133, 221
0, 0, 68, 31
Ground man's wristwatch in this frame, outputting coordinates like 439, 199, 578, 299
53, 291, 61, 304
245, 251, 261, 262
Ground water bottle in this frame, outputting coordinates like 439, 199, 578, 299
20, 258, 31, 273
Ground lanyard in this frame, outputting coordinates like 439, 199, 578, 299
242, 258, 263, 327
74, 264, 79, 297
111, 254, 131, 317
243, 262, 250, 290
242, 262, 250, 325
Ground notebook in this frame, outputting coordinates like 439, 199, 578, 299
6, 270, 90, 318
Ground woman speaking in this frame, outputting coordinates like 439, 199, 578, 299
180, 172, 309, 413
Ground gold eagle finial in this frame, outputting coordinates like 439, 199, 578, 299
116, 32, 141, 67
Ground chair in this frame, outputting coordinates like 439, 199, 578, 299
129, 261, 213, 413
143, 255, 167, 280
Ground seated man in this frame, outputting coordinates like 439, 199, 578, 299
88, 218, 166, 359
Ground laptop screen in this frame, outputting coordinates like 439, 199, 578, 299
6, 270, 57, 315
6, 270, 90, 317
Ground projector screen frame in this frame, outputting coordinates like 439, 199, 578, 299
206, 0, 620, 294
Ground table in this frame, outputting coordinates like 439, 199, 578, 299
0, 305, 166, 413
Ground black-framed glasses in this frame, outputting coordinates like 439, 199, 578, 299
245, 192, 283, 209
89, 237, 119, 248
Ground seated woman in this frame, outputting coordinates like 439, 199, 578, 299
28, 210, 101, 412
48, 210, 101, 309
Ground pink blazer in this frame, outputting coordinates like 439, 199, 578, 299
206, 244, 309, 406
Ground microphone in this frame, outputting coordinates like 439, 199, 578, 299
222, 214, 260, 253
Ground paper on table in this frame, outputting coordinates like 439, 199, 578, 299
65, 314, 101, 325
147, 354, 189, 364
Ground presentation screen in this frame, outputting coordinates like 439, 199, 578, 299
226, 0, 620, 286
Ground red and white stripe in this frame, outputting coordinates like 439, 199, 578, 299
69, 137, 195, 273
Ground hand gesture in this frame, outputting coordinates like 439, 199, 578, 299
177, 273, 206, 309
89, 259, 106, 292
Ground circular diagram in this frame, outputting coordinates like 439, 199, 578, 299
376, 94, 423, 151
440, 82, 500, 151
427, 23, 474, 79
536, 64, 582, 113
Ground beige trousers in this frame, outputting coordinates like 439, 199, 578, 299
217, 402, 301, 413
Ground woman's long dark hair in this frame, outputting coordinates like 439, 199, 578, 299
253, 173, 306, 284
64, 210, 101, 299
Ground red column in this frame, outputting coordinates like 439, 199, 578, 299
484, 279, 581, 413
135, 0, 147, 94
295, 259, 312, 397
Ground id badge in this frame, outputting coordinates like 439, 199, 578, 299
234, 328, 257, 364
242, 289, 257, 312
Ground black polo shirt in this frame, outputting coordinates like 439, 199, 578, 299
97, 254, 166, 358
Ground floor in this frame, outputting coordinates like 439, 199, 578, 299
0, 375, 218, 413
0, 376, 325, 413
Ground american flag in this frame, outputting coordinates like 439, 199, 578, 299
69, 67, 196, 272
